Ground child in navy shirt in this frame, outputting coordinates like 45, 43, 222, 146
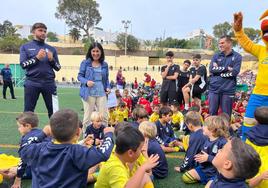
20, 109, 114, 188
139, 121, 168, 179
12, 112, 48, 188
174, 111, 206, 173
182, 115, 229, 185
205, 137, 261, 188
85, 111, 105, 146
155, 106, 182, 152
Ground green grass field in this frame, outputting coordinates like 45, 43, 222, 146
0, 87, 202, 188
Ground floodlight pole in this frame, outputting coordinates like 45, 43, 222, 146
122, 20, 131, 56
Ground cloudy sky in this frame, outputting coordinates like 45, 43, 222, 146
1, 0, 268, 40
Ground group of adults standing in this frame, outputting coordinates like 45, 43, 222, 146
160, 35, 242, 119
18, 22, 110, 133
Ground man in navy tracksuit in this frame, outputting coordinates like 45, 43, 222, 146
1, 64, 16, 99
20, 23, 61, 117
209, 35, 242, 117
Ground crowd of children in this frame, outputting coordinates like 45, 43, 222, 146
0, 69, 267, 188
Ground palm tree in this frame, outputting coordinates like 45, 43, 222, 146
69, 28, 81, 43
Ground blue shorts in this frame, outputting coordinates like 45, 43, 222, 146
245, 94, 268, 118
195, 166, 215, 185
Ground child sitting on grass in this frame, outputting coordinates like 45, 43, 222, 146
131, 107, 149, 129
205, 137, 261, 188
246, 106, 268, 188
122, 89, 133, 115
182, 115, 229, 185
85, 111, 105, 146
95, 125, 159, 188
115, 101, 129, 123
170, 102, 184, 131
12, 112, 49, 188
108, 107, 117, 127
20, 109, 114, 188
174, 111, 206, 173
155, 106, 182, 153
139, 121, 168, 179
149, 104, 160, 123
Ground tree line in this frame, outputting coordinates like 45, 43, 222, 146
0, 0, 262, 53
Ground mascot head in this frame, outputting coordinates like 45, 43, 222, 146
260, 9, 268, 46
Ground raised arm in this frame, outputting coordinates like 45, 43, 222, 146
233, 12, 264, 57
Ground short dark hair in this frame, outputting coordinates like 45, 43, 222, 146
86, 42, 105, 63
193, 54, 201, 60
114, 122, 131, 136
115, 125, 145, 154
184, 60, 191, 65
229, 138, 261, 179
185, 111, 202, 127
16, 112, 39, 128
50, 109, 79, 142
165, 51, 174, 57
220, 35, 233, 43
254, 106, 268, 124
31, 22, 47, 32
159, 106, 172, 118
132, 107, 148, 121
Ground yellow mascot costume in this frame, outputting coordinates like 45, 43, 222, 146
234, 11, 268, 188
233, 11, 268, 140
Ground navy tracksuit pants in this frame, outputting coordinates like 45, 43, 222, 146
209, 92, 234, 117
3, 80, 15, 99
24, 81, 56, 118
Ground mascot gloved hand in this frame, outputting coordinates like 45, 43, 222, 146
233, 11, 268, 141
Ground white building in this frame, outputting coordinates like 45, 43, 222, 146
185, 29, 208, 40
88, 27, 119, 44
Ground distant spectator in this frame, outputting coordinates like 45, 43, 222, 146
144, 73, 151, 90
1, 64, 16, 99
134, 77, 138, 89
116, 69, 124, 89
151, 78, 156, 89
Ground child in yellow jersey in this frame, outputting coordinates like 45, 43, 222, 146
246, 107, 268, 188
95, 125, 159, 188
170, 102, 184, 131
108, 107, 117, 127
149, 104, 160, 123
115, 101, 128, 123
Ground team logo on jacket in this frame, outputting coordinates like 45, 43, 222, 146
166, 127, 169, 133
212, 145, 218, 154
